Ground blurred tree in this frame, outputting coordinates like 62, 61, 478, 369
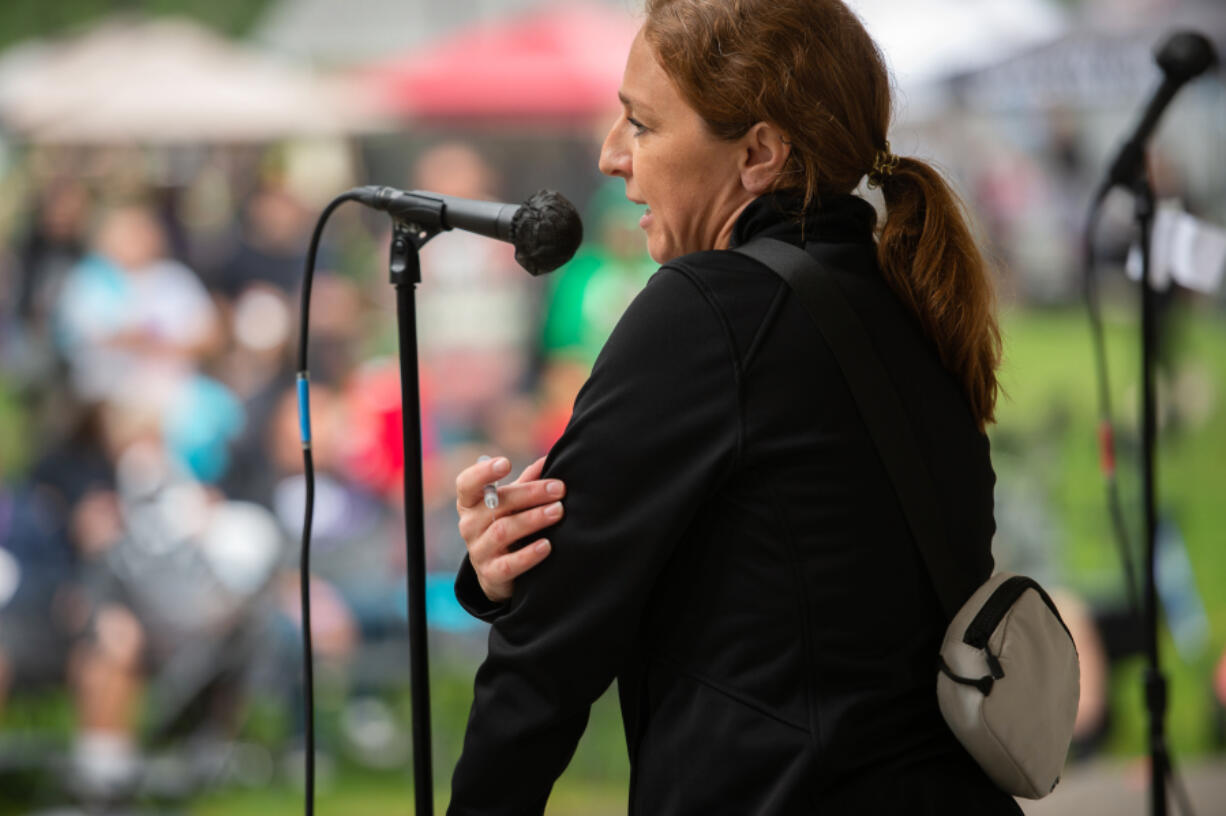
0, 0, 273, 50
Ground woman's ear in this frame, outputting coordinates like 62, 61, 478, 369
740, 122, 792, 195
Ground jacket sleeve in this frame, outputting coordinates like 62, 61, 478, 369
447, 267, 741, 815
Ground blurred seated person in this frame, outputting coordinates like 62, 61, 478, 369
266, 380, 402, 646
0, 405, 117, 721
55, 202, 243, 484
1, 396, 282, 802
212, 183, 312, 300
10, 178, 92, 371
54, 201, 221, 403
413, 143, 533, 440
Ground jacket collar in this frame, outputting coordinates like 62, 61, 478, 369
729, 191, 878, 250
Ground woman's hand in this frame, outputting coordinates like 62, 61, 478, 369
455, 456, 564, 604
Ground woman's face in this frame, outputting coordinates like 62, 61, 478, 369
599, 30, 753, 264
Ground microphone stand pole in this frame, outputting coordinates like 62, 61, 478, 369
390, 219, 437, 816
1099, 157, 1170, 815
1131, 166, 1169, 816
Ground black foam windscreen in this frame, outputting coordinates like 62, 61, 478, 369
1156, 31, 1217, 83
510, 190, 584, 276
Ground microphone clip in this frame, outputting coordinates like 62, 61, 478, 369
389, 220, 434, 285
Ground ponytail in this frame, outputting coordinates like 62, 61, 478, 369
877, 158, 1002, 429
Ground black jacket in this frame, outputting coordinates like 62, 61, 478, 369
449, 193, 1021, 815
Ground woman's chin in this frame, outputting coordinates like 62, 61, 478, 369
645, 239, 673, 264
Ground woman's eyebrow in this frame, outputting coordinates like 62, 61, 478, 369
618, 92, 655, 117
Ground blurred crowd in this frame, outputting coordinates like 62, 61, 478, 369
0, 139, 653, 803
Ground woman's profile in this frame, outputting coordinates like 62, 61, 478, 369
449, 1, 1019, 813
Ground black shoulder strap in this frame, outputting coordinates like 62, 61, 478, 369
733, 237, 973, 620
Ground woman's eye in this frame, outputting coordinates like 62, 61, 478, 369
627, 116, 647, 135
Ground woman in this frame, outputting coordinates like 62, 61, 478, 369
449, 1, 1019, 813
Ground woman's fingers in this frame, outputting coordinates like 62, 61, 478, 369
497, 478, 566, 515
456, 456, 512, 510
460, 477, 565, 541
457, 479, 565, 544
469, 500, 564, 564
456, 455, 564, 539
481, 539, 552, 602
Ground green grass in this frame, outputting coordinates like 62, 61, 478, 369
190, 774, 627, 816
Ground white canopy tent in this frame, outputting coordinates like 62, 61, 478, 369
0, 17, 379, 144
845, 0, 1070, 117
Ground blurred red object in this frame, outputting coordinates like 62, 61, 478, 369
343, 359, 438, 498
1215, 647, 1226, 707
363, 3, 637, 120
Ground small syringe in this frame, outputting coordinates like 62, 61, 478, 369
477, 455, 500, 509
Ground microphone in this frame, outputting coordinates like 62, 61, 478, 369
352, 186, 583, 275
1098, 31, 1217, 199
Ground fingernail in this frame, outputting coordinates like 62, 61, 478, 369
535, 539, 551, 553
546, 480, 564, 497
544, 501, 563, 519
493, 457, 511, 473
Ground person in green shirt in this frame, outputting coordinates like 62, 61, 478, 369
541, 180, 656, 370
535, 181, 657, 450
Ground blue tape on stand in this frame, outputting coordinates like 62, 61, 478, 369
297, 373, 312, 448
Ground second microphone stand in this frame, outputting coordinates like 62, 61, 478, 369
1133, 168, 1171, 816
1097, 158, 1171, 816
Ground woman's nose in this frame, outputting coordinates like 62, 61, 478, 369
598, 121, 629, 178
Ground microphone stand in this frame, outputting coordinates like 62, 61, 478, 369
390, 218, 440, 816
298, 188, 576, 816
1100, 153, 1169, 814
1132, 167, 1170, 816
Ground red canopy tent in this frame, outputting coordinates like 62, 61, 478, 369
364, 3, 639, 120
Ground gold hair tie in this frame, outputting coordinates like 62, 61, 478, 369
867, 142, 900, 189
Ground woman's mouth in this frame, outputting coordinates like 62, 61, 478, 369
640, 207, 653, 229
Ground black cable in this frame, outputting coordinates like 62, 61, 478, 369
298, 447, 316, 814
1082, 194, 1142, 623
296, 191, 362, 816
1168, 755, 1198, 816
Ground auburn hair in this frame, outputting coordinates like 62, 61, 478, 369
643, 0, 1002, 428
